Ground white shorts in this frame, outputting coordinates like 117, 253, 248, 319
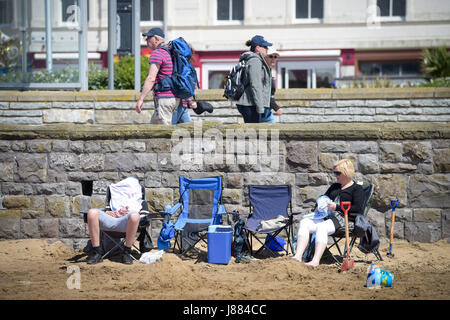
297, 217, 336, 244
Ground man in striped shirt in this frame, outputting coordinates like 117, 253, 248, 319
136, 28, 180, 125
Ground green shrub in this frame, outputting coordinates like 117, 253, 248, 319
422, 46, 450, 79
113, 55, 150, 89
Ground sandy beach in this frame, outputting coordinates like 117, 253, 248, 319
0, 238, 449, 301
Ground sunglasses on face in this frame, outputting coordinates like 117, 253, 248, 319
268, 55, 278, 59
333, 171, 342, 176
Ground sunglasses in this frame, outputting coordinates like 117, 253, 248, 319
268, 55, 278, 59
333, 171, 342, 176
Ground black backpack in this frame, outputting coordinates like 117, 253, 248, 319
223, 60, 249, 101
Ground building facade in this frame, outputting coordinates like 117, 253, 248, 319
1, 0, 449, 88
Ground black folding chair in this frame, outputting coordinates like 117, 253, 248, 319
243, 185, 298, 257
326, 184, 383, 263
82, 179, 152, 262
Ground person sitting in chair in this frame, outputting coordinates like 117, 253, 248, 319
292, 159, 365, 267
86, 177, 143, 265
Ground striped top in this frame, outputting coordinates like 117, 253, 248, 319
149, 46, 175, 98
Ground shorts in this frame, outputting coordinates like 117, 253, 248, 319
151, 97, 180, 125
98, 209, 137, 233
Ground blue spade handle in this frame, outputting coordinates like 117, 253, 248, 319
390, 198, 399, 212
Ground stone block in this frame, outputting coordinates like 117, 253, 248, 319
123, 141, 146, 152
285, 141, 318, 172
39, 218, 60, 238
52, 140, 69, 152
45, 196, 70, 217
71, 195, 92, 215
413, 208, 441, 223
49, 153, 80, 172
408, 174, 450, 208
146, 188, 173, 212
404, 222, 441, 243
433, 148, 450, 172
402, 141, 432, 165
371, 174, 407, 210
3, 195, 31, 209
14, 154, 47, 182
33, 183, 66, 195
1, 182, 24, 195
26, 140, 52, 153
222, 188, 241, 204
104, 153, 157, 172
226, 173, 243, 188
84, 141, 102, 153
21, 219, 39, 238
296, 185, 329, 208
318, 153, 339, 172
80, 153, 105, 172
349, 141, 378, 153
358, 154, 379, 174
43, 109, 94, 124
380, 142, 403, 163
96, 110, 151, 124
59, 218, 86, 238
65, 181, 82, 197
0, 218, 20, 239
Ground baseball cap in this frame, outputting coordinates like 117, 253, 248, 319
250, 35, 273, 47
142, 27, 165, 38
266, 47, 280, 57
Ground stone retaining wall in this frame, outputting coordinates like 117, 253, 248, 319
1, 88, 450, 125
0, 121, 449, 250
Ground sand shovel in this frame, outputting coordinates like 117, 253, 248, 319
387, 198, 399, 258
340, 201, 354, 272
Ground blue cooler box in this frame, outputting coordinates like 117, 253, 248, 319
207, 225, 233, 264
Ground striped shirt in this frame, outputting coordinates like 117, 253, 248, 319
149, 46, 175, 98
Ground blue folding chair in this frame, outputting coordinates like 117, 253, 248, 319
160, 176, 227, 257
244, 185, 296, 257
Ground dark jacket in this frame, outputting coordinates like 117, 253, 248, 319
354, 215, 380, 254
324, 182, 365, 230
236, 52, 272, 114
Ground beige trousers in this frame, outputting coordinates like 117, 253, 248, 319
150, 97, 180, 125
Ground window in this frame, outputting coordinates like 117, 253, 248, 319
217, 0, 244, 21
201, 62, 236, 89
141, 0, 164, 22
295, 0, 323, 19
360, 61, 421, 76
0, 0, 13, 25
377, 0, 406, 17
278, 61, 339, 89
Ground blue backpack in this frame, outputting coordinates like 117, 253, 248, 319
154, 37, 198, 99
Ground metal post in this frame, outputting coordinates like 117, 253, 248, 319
45, 0, 52, 71
108, 0, 117, 90
132, 0, 140, 90
21, 0, 28, 82
79, 0, 88, 91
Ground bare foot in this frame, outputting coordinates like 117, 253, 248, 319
305, 261, 320, 267
291, 256, 302, 262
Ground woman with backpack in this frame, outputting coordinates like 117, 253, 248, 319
236, 35, 273, 123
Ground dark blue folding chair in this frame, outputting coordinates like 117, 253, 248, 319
244, 185, 295, 257
160, 176, 227, 257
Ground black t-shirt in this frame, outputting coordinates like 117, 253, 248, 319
324, 182, 365, 230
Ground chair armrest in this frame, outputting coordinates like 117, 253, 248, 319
158, 202, 182, 216
217, 204, 227, 215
